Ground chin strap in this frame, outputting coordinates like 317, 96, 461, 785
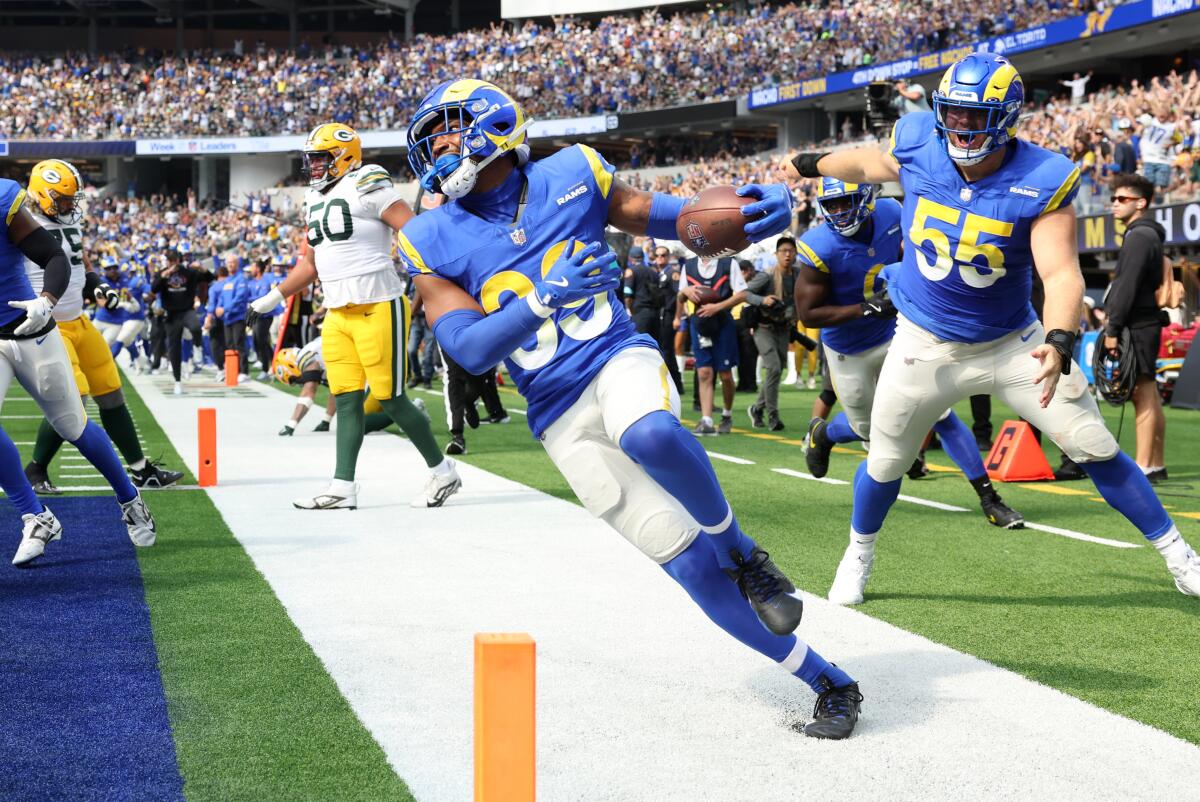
427, 117, 536, 199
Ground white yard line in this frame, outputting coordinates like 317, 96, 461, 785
896, 493, 970, 512
772, 467, 849, 485
127, 370, 1200, 802
1024, 521, 1141, 550
706, 451, 755, 465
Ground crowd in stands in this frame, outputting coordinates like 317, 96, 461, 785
0, 0, 1088, 140
1023, 68, 1200, 210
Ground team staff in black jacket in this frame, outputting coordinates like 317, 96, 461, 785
1103, 173, 1168, 482
150, 249, 214, 395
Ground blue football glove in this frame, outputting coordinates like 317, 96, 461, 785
736, 183, 795, 242
533, 238, 621, 309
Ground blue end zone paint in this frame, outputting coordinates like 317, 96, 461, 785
0, 496, 184, 802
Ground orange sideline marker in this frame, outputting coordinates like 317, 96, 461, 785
475, 633, 535, 802
197, 407, 217, 487
224, 350, 239, 386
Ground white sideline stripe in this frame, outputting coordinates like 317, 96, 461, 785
124, 369, 1200, 802
0, 415, 50, 419
706, 451, 755, 465
1024, 522, 1141, 550
896, 494, 970, 513
772, 467, 849, 485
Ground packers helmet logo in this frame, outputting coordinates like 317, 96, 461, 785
42, 168, 62, 184
331, 128, 355, 143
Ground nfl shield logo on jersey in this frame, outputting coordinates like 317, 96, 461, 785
509, 228, 527, 246
960, 187, 973, 202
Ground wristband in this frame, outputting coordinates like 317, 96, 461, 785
647, 192, 687, 240
1044, 328, 1076, 375
525, 291, 555, 319
791, 152, 830, 179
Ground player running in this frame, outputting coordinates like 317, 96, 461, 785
0, 174, 156, 565
783, 52, 1200, 603
249, 124, 460, 510
20, 160, 184, 494
401, 79, 862, 739
795, 178, 1024, 529
93, 258, 151, 371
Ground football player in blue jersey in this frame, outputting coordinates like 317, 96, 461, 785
795, 178, 1024, 530
783, 52, 1200, 602
0, 179, 156, 565
401, 79, 862, 738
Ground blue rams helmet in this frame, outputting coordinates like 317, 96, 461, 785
932, 52, 1024, 166
405, 79, 533, 198
816, 178, 876, 236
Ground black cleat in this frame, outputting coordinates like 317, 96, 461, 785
481, 414, 510, 425
130, 460, 185, 489
906, 454, 929, 479
802, 677, 863, 740
1053, 457, 1086, 481
747, 403, 765, 429
980, 492, 1024, 529
24, 461, 62, 495
724, 547, 804, 635
803, 417, 833, 478
445, 436, 467, 456
312, 420, 331, 432
1147, 467, 1169, 484
279, 424, 295, 437
768, 415, 785, 432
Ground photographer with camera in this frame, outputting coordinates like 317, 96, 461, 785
745, 237, 800, 431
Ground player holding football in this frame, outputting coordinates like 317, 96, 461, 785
795, 178, 1024, 529
783, 52, 1200, 602
0, 174, 156, 565
249, 124, 460, 510
401, 79, 862, 739
20, 160, 185, 494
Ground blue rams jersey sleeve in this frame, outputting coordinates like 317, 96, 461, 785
0, 179, 37, 328
887, 112, 1080, 343
397, 144, 657, 438
796, 197, 903, 355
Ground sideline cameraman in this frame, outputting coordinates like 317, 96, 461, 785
744, 237, 799, 431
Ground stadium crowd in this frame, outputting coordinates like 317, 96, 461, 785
0, 0, 1088, 140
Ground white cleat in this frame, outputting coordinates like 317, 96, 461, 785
828, 548, 874, 606
411, 460, 462, 508
1168, 548, 1200, 597
120, 491, 157, 547
12, 508, 63, 566
294, 480, 358, 510
173, 382, 183, 396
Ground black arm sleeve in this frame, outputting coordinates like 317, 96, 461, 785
83, 270, 104, 299
1104, 229, 1153, 334
15, 226, 70, 301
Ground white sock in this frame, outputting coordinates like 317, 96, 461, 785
1139, 464, 1153, 475
321, 412, 334, 424
286, 419, 299, 429
1151, 526, 1189, 565
701, 415, 713, 426
849, 528, 877, 557
675, 355, 686, 374
129, 458, 147, 471
328, 478, 356, 496
433, 457, 454, 476
721, 409, 732, 418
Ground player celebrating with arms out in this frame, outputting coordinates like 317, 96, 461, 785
250, 124, 460, 510
782, 52, 1200, 602
795, 178, 1024, 529
402, 79, 862, 739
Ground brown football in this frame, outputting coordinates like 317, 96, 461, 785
691, 286, 722, 306
675, 185, 763, 258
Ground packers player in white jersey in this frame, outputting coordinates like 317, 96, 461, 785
20, 160, 184, 494
250, 124, 460, 509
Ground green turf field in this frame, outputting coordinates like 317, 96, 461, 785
359, 371, 1200, 744
3, 378, 412, 802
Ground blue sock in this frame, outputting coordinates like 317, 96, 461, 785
621, 410, 756, 569
662, 537, 852, 693
933, 411, 986, 481
109, 339, 123, 357
851, 460, 902, 535
0, 426, 43, 516
71, 420, 136, 504
825, 412, 861, 444
1082, 452, 1172, 540
182, 340, 194, 364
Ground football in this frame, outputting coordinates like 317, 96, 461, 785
675, 185, 763, 258
691, 286, 723, 306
